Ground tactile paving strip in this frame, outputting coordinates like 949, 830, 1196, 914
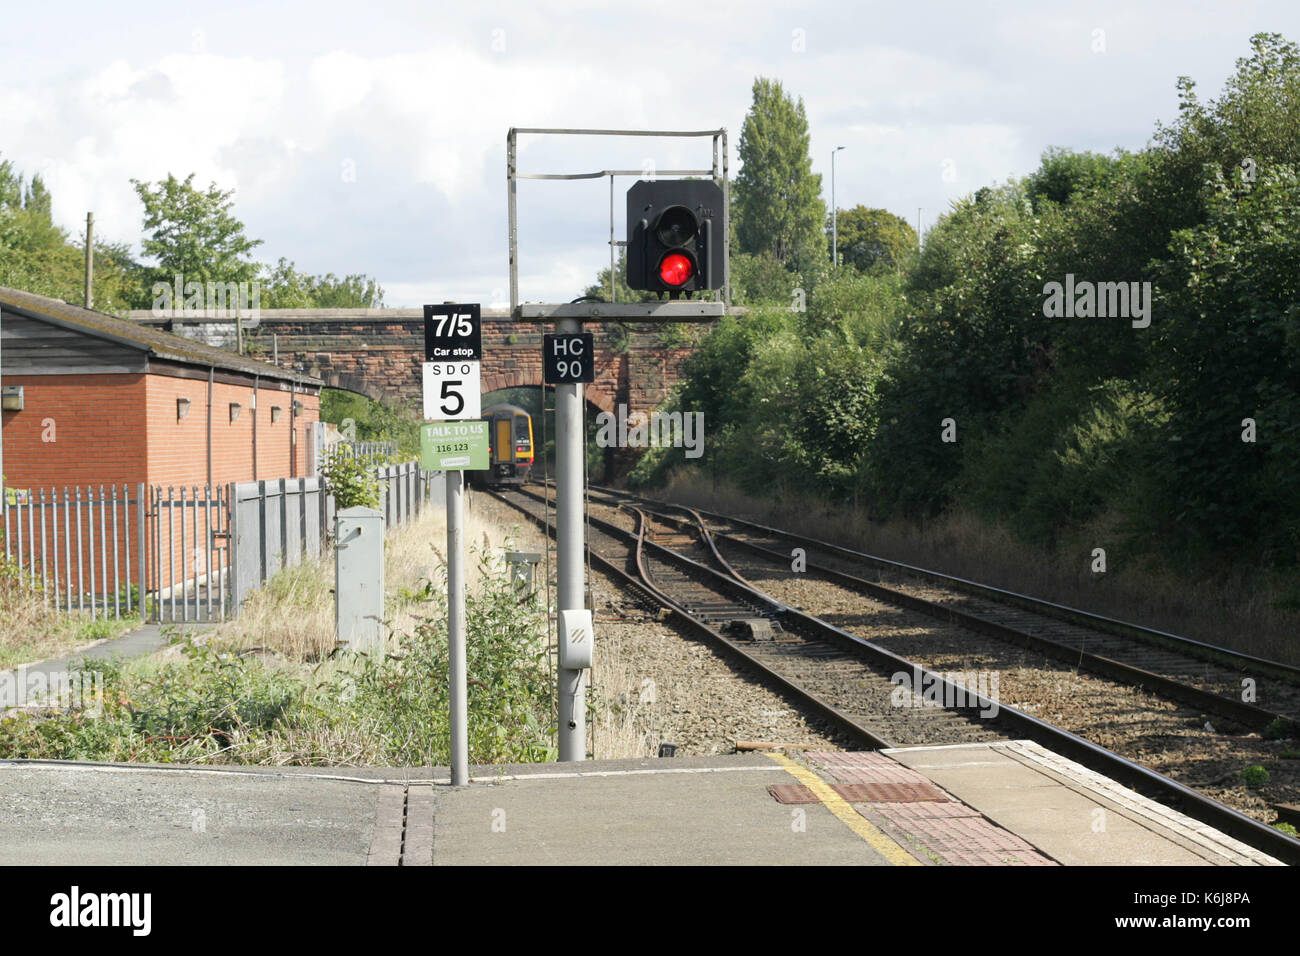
769, 784, 820, 805
799, 751, 1059, 867
801, 750, 924, 784
870, 802, 1056, 866
768, 781, 948, 805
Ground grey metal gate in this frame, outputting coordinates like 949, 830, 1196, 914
228, 477, 324, 612
149, 484, 232, 624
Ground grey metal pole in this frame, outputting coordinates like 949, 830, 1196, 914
721, 130, 731, 307
84, 212, 94, 308
507, 129, 519, 313
447, 468, 469, 785
555, 317, 585, 761
609, 173, 616, 303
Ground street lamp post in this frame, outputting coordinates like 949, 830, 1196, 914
831, 146, 846, 267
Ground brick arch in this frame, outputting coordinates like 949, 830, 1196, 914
481, 369, 617, 416
320, 371, 382, 401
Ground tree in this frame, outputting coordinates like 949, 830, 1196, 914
1146, 164, 1300, 562
733, 78, 826, 272
581, 249, 654, 303
129, 173, 262, 304
1024, 147, 1126, 212
829, 206, 917, 273
261, 257, 385, 308
0, 157, 141, 313
729, 251, 799, 306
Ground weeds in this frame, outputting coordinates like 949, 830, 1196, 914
0, 550, 138, 667
1238, 765, 1270, 788
0, 540, 555, 766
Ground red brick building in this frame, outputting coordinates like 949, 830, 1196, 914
0, 286, 321, 494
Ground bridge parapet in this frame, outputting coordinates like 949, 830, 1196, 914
128, 308, 701, 419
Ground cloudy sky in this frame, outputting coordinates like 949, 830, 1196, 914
3, 1, 1298, 307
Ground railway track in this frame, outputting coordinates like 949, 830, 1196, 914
576, 483, 1300, 734
634, 509, 1008, 748
491, 482, 1300, 863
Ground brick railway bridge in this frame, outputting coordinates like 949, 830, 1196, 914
130, 308, 700, 419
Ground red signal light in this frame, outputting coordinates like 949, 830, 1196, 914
659, 253, 693, 287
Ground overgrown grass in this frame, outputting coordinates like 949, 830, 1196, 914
0, 501, 556, 765
0, 555, 140, 668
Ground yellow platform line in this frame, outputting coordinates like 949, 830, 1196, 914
765, 752, 921, 866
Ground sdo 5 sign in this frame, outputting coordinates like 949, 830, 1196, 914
422, 361, 480, 420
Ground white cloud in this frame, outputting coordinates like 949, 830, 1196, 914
0, 0, 1292, 302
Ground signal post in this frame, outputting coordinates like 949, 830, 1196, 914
545, 326, 593, 761
509, 126, 737, 761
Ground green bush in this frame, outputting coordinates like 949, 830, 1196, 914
960, 379, 1155, 549
320, 389, 421, 458
0, 642, 300, 763
341, 548, 555, 764
1238, 765, 1270, 788
0, 549, 556, 766
320, 449, 383, 510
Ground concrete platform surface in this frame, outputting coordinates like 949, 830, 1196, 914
884, 740, 1281, 867
0, 743, 1283, 865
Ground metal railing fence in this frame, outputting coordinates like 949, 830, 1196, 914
1, 462, 441, 625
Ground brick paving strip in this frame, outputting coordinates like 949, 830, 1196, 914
793, 751, 1059, 866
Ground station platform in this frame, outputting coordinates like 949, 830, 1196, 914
0, 741, 1282, 866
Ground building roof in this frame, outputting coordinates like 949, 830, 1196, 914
0, 286, 321, 387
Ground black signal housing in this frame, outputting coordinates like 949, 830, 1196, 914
626, 180, 724, 296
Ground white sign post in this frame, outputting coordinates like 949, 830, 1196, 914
422, 303, 483, 788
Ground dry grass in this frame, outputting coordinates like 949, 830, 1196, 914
467, 494, 663, 760
211, 492, 544, 663
652, 471, 1300, 666
0, 560, 138, 669
588, 634, 662, 759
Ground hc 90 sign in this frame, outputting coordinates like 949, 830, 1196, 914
543, 332, 595, 384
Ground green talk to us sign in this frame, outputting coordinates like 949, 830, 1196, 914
420, 420, 489, 471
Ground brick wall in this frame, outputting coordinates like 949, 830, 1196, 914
2, 370, 318, 600
144, 375, 319, 489
0, 371, 319, 494
0, 373, 149, 492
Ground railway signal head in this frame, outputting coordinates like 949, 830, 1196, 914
626, 179, 724, 297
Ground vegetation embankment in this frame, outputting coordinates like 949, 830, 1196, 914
0, 502, 555, 765
625, 36, 1300, 661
